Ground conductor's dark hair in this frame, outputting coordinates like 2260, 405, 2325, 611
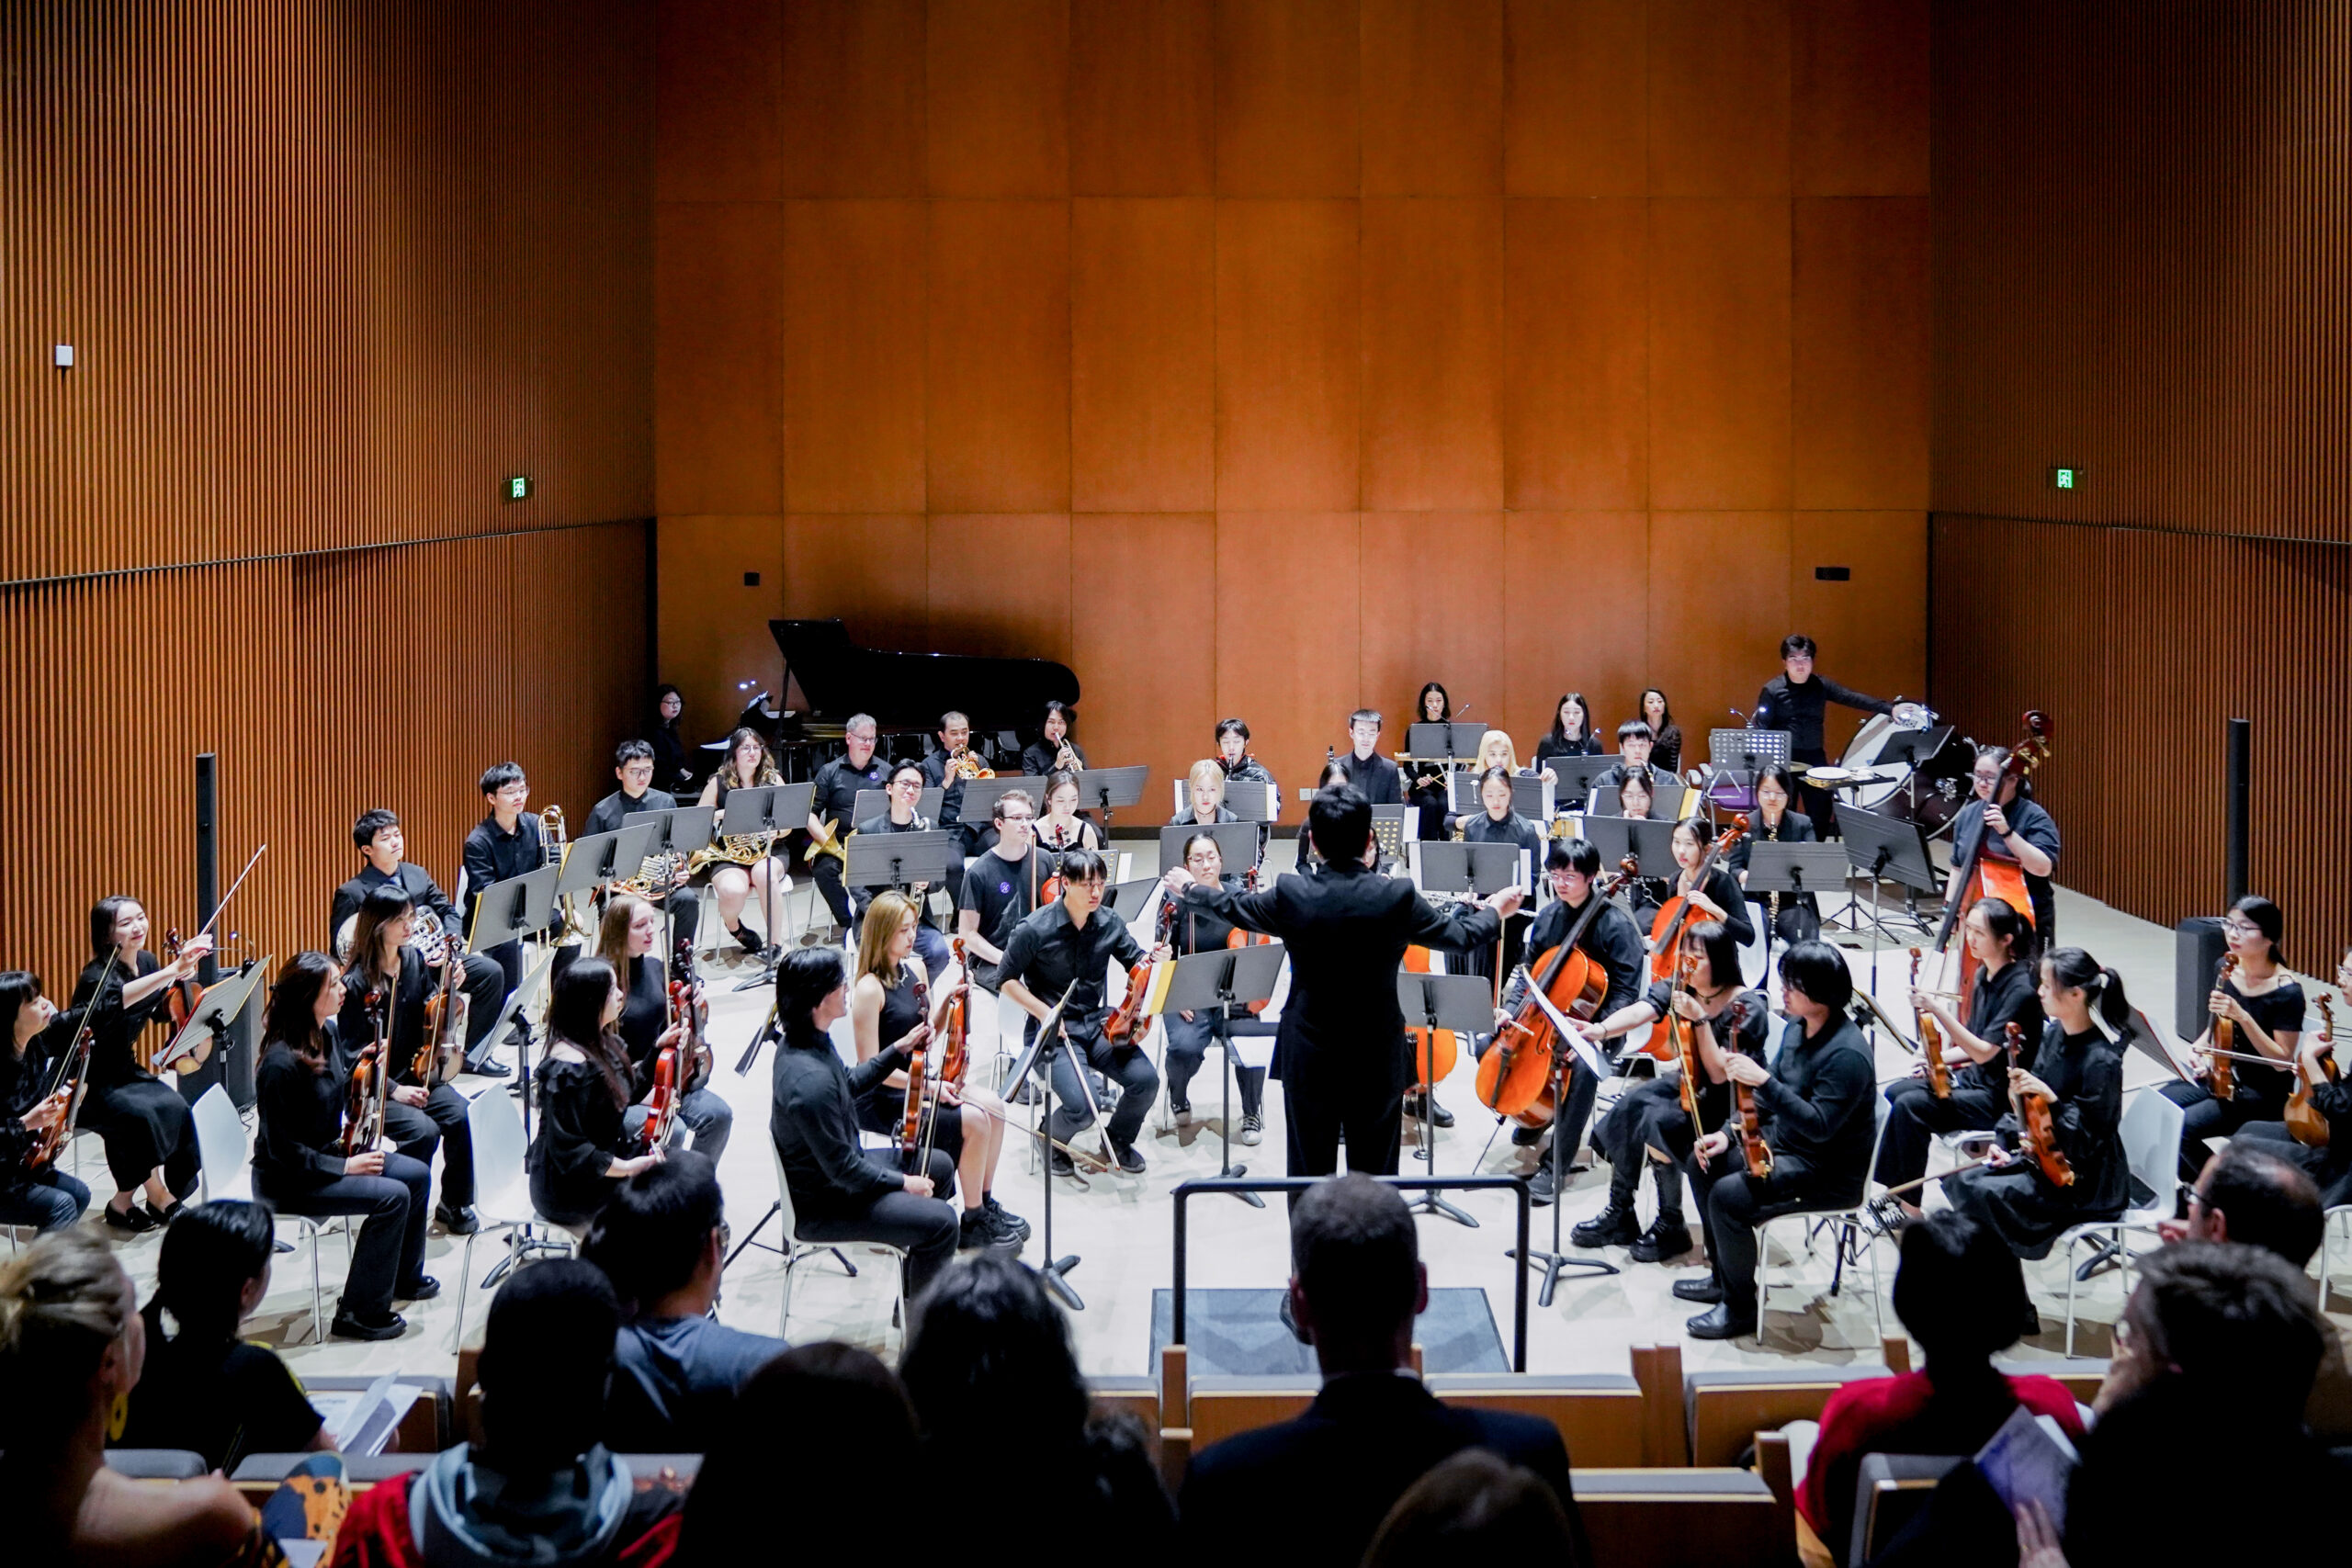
583, 1149, 726, 1314
1778, 940, 1853, 1015
351, 807, 401, 850
1291, 1173, 1419, 1360
478, 761, 526, 795
1058, 847, 1108, 886
1681, 920, 1743, 993
1417, 682, 1450, 721
1548, 694, 1592, 744
1892, 1211, 2033, 1362
991, 788, 1035, 824
478, 1260, 619, 1474
1971, 897, 2031, 964
2127, 1241, 2327, 1424
150, 1200, 276, 1348
0, 972, 41, 1047
263, 952, 341, 1069
2229, 894, 2286, 964
1546, 838, 1600, 877
1308, 786, 1372, 864
1781, 633, 1817, 660
1616, 719, 1654, 746
1216, 717, 1251, 743
2041, 945, 2132, 1034
88, 895, 139, 957
776, 945, 846, 1027
2198, 1143, 2324, 1268
1757, 762, 1800, 799
613, 739, 655, 768
901, 1254, 1087, 1455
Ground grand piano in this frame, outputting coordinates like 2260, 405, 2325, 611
737, 618, 1081, 774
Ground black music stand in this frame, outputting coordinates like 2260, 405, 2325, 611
1746, 842, 1850, 968
154, 959, 268, 1075
1406, 720, 1487, 766
710, 783, 815, 987
1412, 840, 1526, 901
639, 807, 718, 964
1833, 806, 1941, 998
1446, 772, 1554, 824
1550, 754, 1619, 807
1001, 983, 1087, 1310
1158, 821, 1259, 875
1218, 779, 1276, 824
1704, 728, 1791, 817
843, 831, 956, 902
554, 820, 664, 907
1579, 816, 1679, 879
1501, 982, 1620, 1303
852, 786, 945, 825
1163, 944, 1285, 1210
467, 864, 561, 1125
1103, 877, 1164, 924
956, 774, 1042, 828
1370, 805, 1413, 869
1075, 765, 1148, 833
1395, 969, 1495, 1228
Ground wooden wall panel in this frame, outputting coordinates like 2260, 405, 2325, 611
927, 513, 1073, 660
776, 0, 927, 197
1648, 513, 1792, 735
655, 0, 782, 202
1648, 198, 1792, 511
1792, 196, 1931, 511
652, 201, 783, 517
1071, 514, 1218, 795
1214, 0, 1361, 197
1647, 0, 1792, 198
1793, 0, 1930, 196
656, 517, 789, 722
926, 0, 1070, 198
1071, 198, 1216, 513
1499, 512, 1652, 742
1504, 197, 1648, 510
1070, 0, 1215, 197
781, 199, 928, 513
780, 515, 932, 655
926, 200, 1071, 512
1359, 513, 1506, 732
1363, 198, 1504, 511
1362, 0, 1504, 197
1216, 514, 1362, 807
1788, 510, 1928, 752
1215, 199, 1362, 511
1503, 0, 1648, 198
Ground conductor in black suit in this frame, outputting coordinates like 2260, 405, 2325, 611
1179, 1174, 1584, 1567
1163, 787, 1520, 1190
1332, 708, 1403, 805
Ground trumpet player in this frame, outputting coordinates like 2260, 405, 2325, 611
1020, 699, 1086, 779
333, 807, 507, 1078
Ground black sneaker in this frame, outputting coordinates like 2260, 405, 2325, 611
1168, 1098, 1193, 1124
1671, 1275, 1724, 1304
395, 1275, 441, 1303
959, 1207, 996, 1251
104, 1201, 157, 1235
1571, 1203, 1641, 1248
1528, 1166, 1559, 1207
984, 1197, 1031, 1247
1050, 1147, 1076, 1178
435, 1204, 480, 1236
1629, 1212, 1693, 1263
1511, 1124, 1545, 1147
331, 1310, 407, 1341
1110, 1140, 1147, 1176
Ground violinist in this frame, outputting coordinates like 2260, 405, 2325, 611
851, 762, 955, 981
527, 957, 664, 1228
1941, 948, 2131, 1306
1215, 716, 1280, 852
1729, 763, 1819, 944
695, 726, 791, 960
1641, 689, 1684, 775
806, 715, 890, 933
848, 891, 1023, 1252
1570, 921, 1770, 1263
599, 894, 731, 1162
339, 886, 478, 1235
1034, 768, 1106, 862
1487, 840, 1645, 1194
1677, 942, 1876, 1340
998, 848, 1161, 1177
1020, 699, 1087, 779
1455, 766, 1544, 993
74, 896, 205, 1234
2159, 894, 2306, 1180
1173, 759, 1243, 829
2232, 942, 2352, 1206
0, 972, 90, 1233
1752, 635, 1896, 829
1877, 898, 2045, 1215
1949, 743, 2061, 942
1333, 708, 1403, 805
1159, 832, 1270, 1146
253, 952, 432, 1341
331, 808, 507, 1077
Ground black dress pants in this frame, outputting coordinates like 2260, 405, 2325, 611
384, 1083, 475, 1209
262, 1152, 432, 1320
1285, 1074, 1405, 1209
1689, 1151, 1859, 1314
88, 1077, 200, 1195
1875, 1080, 2005, 1189
791, 1148, 960, 1300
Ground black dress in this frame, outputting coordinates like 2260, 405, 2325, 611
1728, 809, 1819, 941
529, 1052, 633, 1225
853, 964, 961, 1162
73, 953, 199, 1194
1942, 1021, 2127, 1258
2159, 973, 2306, 1177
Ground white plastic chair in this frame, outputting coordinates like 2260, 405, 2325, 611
190, 1084, 340, 1345
2319, 1204, 2352, 1311
743, 1139, 906, 1340
2055, 1088, 2184, 1356
1754, 1093, 1896, 1343
449, 1083, 575, 1350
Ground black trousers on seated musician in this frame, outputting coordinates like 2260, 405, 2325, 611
1873, 1079, 2006, 1190
855, 1094, 965, 1164
1594, 1076, 1696, 1217
259, 1153, 433, 1318
1687, 1150, 1863, 1306
1028, 1013, 1158, 1153
811, 853, 853, 930
621, 1090, 734, 1163
1161, 1011, 1268, 1118
384, 1086, 475, 1211
790, 1147, 960, 1299
85, 1080, 201, 1197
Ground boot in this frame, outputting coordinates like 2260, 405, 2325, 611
1570, 1201, 1640, 1248
1628, 1211, 1692, 1263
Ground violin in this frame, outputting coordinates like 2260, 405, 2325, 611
1104, 895, 1176, 1045
416, 928, 469, 1087
1224, 863, 1276, 1015
160, 928, 203, 1034
2286, 996, 2337, 1149
1929, 711, 2052, 998
339, 1000, 390, 1157
939, 939, 970, 1088
1670, 954, 1703, 1125
673, 930, 710, 1091
899, 968, 933, 1165
1475, 857, 1636, 1128
641, 1035, 681, 1153
27, 958, 113, 1173
2208, 953, 2240, 1101
1724, 996, 1771, 1179
2007, 1021, 2075, 1186
1909, 946, 1951, 1100
1645, 816, 1747, 983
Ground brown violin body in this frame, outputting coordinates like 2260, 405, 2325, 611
1670, 958, 1702, 1124
2208, 953, 2239, 1101
2287, 996, 2337, 1149
2007, 1021, 2075, 1187
1104, 897, 1175, 1046
1476, 860, 1634, 1126
1909, 947, 1951, 1100
940, 938, 970, 1087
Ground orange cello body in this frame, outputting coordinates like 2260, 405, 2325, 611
1930, 710, 2052, 1000
1645, 816, 1749, 986
1404, 942, 1458, 1093
1476, 861, 1634, 1127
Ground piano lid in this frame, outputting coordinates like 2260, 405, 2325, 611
769, 618, 1080, 735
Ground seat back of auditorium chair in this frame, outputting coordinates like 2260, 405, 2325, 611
1572, 1468, 1782, 1567
1685, 1365, 1893, 1468
1423, 1373, 1648, 1468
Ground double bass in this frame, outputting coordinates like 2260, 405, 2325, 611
2007, 1021, 2075, 1186
1929, 711, 2052, 999
1645, 816, 1748, 983
1474, 858, 1636, 1127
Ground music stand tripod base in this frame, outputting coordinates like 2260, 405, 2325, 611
1164, 943, 1287, 1212
1394, 968, 1498, 1230
1002, 985, 1088, 1311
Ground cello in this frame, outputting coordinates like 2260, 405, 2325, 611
1474, 857, 1636, 1128
2287, 995, 2338, 1149
1929, 712, 2052, 999
1645, 816, 1748, 983
2007, 1021, 2075, 1187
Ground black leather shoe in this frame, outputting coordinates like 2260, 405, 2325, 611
1572, 1203, 1641, 1248
396, 1275, 442, 1303
1430, 1101, 1455, 1128
464, 1055, 513, 1079
1510, 1123, 1545, 1147
1671, 1275, 1724, 1304
1630, 1212, 1693, 1263
435, 1204, 480, 1236
331, 1311, 407, 1342
104, 1202, 157, 1235
1685, 1303, 1758, 1340
1168, 1098, 1193, 1123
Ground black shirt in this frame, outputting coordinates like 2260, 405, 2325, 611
1958, 957, 2045, 1100
1334, 750, 1402, 806
116, 1309, 322, 1472
1752, 672, 1894, 760
584, 785, 681, 839
1645, 980, 1770, 1128
1533, 733, 1603, 765
1994, 1021, 2127, 1209
1020, 738, 1088, 779
1755, 1013, 1877, 1182
1459, 810, 1544, 895
1949, 796, 2063, 938
616, 953, 673, 1090
1651, 723, 1685, 775
810, 755, 890, 839
1501, 895, 1647, 1030
530, 1051, 633, 1201
74, 953, 167, 1092
1664, 863, 1756, 949
770, 1015, 905, 1212
0, 1004, 83, 1185
998, 899, 1148, 1029
337, 947, 431, 1087
2215, 974, 2307, 1096
650, 722, 695, 794
329, 863, 466, 953
959, 846, 1047, 953
254, 1035, 356, 1190
461, 813, 548, 941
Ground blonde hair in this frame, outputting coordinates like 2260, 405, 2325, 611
856, 891, 922, 988
1187, 760, 1225, 797
598, 892, 656, 964
0, 1230, 132, 1440
1478, 730, 1521, 773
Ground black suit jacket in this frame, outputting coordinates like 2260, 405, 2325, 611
1335, 750, 1403, 806
1180, 862, 1497, 1100
1178, 1372, 1583, 1568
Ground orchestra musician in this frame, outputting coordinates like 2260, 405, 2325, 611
1164, 788, 1519, 1199
1659, 817, 1754, 950
1751, 634, 1896, 829
1489, 840, 1647, 1201
1592, 720, 1660, 797
1033, 769, 1106, 862
767, 945, 959, 1300
74, 897, 205, 1234
2232, 942, 2352, 1207
526, 956, 665, 1228
847, 891, 1025, 1252
1020, 699, 1086, 779
0, 973, 91, 1234
1608, 772, 1666, 915
1569, 921, 1770, 1263
331, 808, 507, 1077
850, 761, 954, 980
1877, 898, 2045, 1218
598, 894, 731, 1162
695, 726, 791, 960
1939, 948, 2131, 1306
1455, 765, 1544, 992
805, 714, 890, 934
918, 708, 988, 871
1676, 941, 1877, 1340
338, 886, 479, 1235
997, 848, 1160, 1177
1215, 717, 1281, 846
649, 682, 695, 795
1729, 763, 1820, 945
461, 762, 558, 1050
1404, 684, 1455, 839
584, 741, 704, 957
1534, 694, 1604, 766
2160, 894, 2305, 1181
1158, 831, 1269, 1146
253, 952, 433, 1341
1172, 759, 1242, 830
1948, 743, 2061, 945
956, 789, 1043, 994
1333, 709, 1403, 805
1641, 689, 1684, 775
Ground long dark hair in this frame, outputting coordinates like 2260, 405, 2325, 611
545, 956, 631, 1111
264, 953, 341, 1073
1547, 694, 1592, 746
2043, 945, 2132, 1034
0, 971, 42, 1050
901, 1255, 1089, 1456
88, 895, 138, 958
1641, 687, 1675, 735
148, 1201, 274, 1348
1417, 682, 1450, 723
346, 884, 413, 985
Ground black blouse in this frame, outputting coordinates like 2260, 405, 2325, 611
530, 1053, 632, 1197
74, 953, 167, 1091
1643, 980, 1769, 1129
1999, 1022, 2127, 1210
336, 948, 430, 1086
1021, 739, 1087, 779
616, 953, 672, 1089
254, 1033, 355, 1190
2217, 975, 2307, 1093
1958, 958, 2046, 1100
1533, 733, 1603, 764
858, 963, 929, 1122
0, 1006, 82, 1184
1650, 723, 1685, 775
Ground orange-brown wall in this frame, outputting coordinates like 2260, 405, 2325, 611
654, 0, 1931, 801
1930, 3, 2352, 965
0, 2, 654, 992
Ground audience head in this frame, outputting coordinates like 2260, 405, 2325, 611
2108, 1241, 2324, 1427
477, 1260, 619, 1473
900, 1255, 1088, 1456
582, 1150, 727, 1317
1362, 1450, 1579, 1567
1892, 1212, 2034, 1363
776, 944, 847, 1031
1289, 1173, 1425, 1373
2184, 1144, 2323, 1266
1308, 786, 1373, 866
682, 1342, 916, 1557
1777, 940, 1854, 1019
0, 1230, 140, 1450
150, 1201, 276, 1348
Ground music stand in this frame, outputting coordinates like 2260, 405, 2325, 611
1075, 765, 1148, 832
1370, 805, 1413, 869
1395, 969, 1496, 1228
1580, 816, 1679, 877
1446, 773, 1555, 824
1406, 720, 1488, 767
467, 865, 560, 958
154, 958, 268, 1074
1833, 806, 1941, 998
843, 830, 956, 898
1745, 842, 1850, 967
638, 807, 717, 961
1219, 779, 1276, 824
1000, 982, 1087, 1309
852, 786, 944, 826
1103, 877, 1165, 924
956, 775, 1042, 828
1549, 754, 1618, 806
553, 821, 664, 904
1500, 979, 1620, 1303
710, 783, 814, 986
1411, 840, 1525, 900
1158, 821, 1259, 876
1163, 943, 1286, 1209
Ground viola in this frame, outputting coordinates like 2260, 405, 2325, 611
1645, 815, 1748, 983
1929, 711, 2052, 998
161, 928, 203, 1034
1670, 955, 1703, 1125
1909, 946, 1951, 1100
1475, 858, 1636, 1127
1724, 996, 1771, 1179
2007, 1021, 2075, 1186
641, 1039, 681, 1153
2208, 953, 2240, 1101
939, 938, 971, 1087
1104, 894, 1176, 1045
2286, 995, 2336, 1148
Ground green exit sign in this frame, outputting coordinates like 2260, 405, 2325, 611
504, 475, 532, 502
2050, 466, 2082, 491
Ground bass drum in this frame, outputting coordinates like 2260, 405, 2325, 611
1842, 709, 1968, 830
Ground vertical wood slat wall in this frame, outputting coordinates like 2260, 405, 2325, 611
0, 2, 656, 994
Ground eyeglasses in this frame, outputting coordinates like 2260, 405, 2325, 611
2222, 919, 2260, 936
